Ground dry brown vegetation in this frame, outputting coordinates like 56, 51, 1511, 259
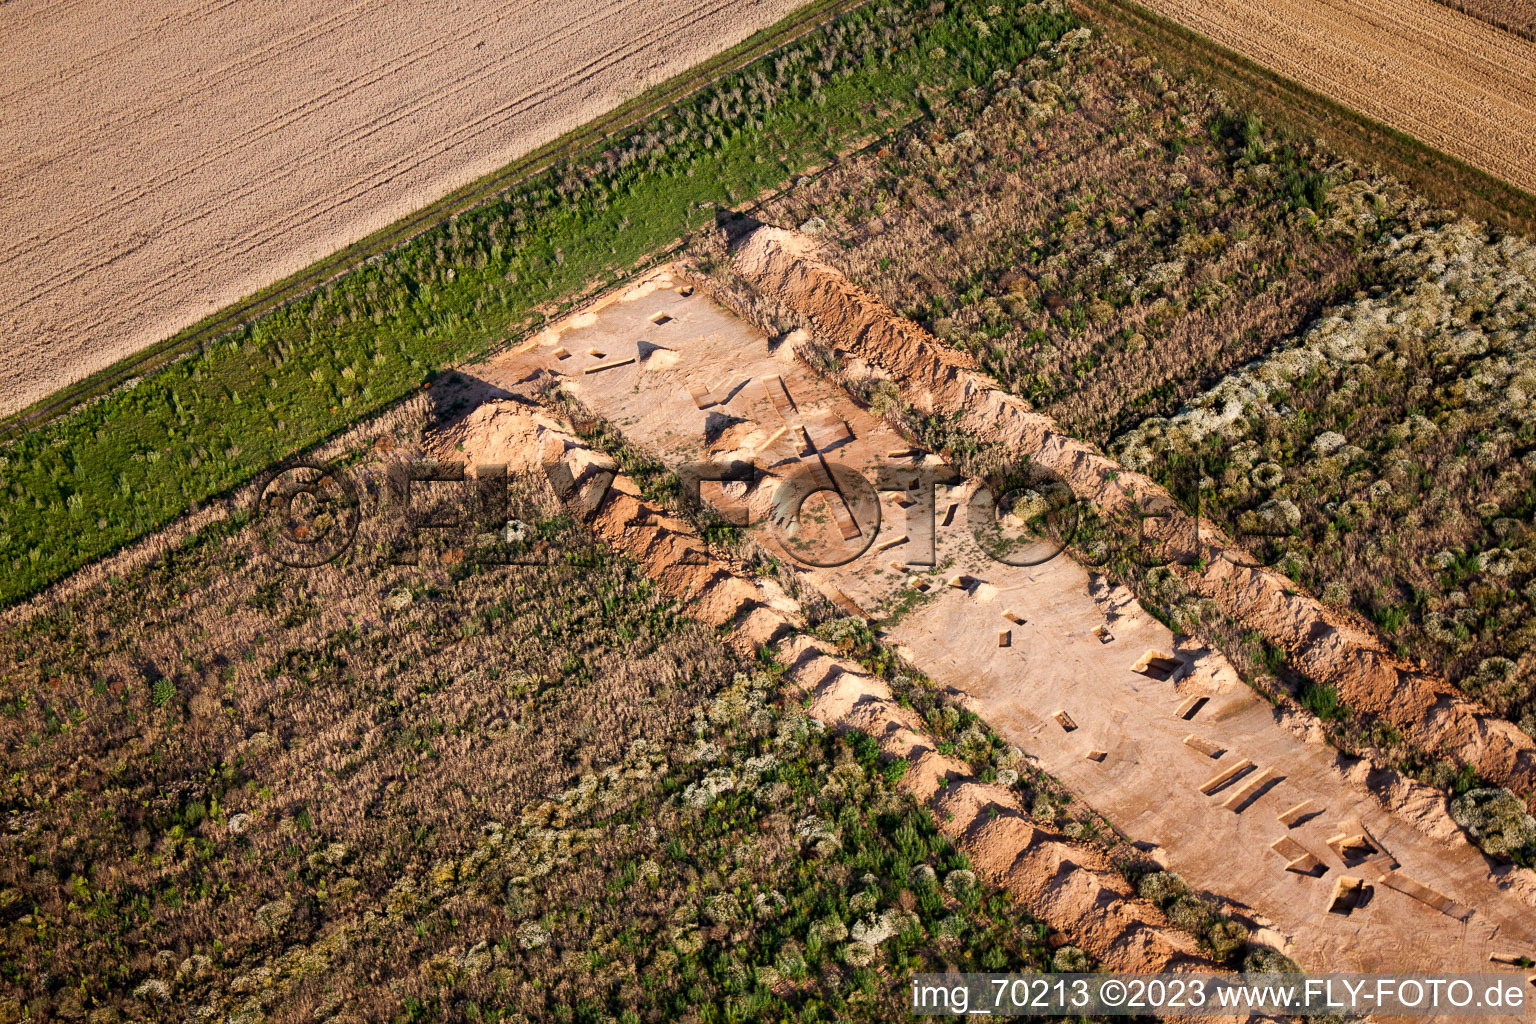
0, 403, 1098, 1022
714, 220, 1536, 816
721, 23, 1536, 784
1117, 214, 1536, 758
749, 29, 1391, 446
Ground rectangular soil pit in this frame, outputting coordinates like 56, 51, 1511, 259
1326, 821, 1380, 866
1271, 835, 1333, 878
998, 630, 1012, 648
1278, 800, 1323, 828
1053, 710, 1078, 732
1176, 695, 1209, 720
1133, 650, 1184, 681
1183, 734, 1225, 759
1198, 758, 1254, 795
687, 382, 714, 409
1270, 836, 1327, 876
584, 358, 636, 374
1379, 871, 1461, 918
1221, 769, 1283, 813
762, 375, 798, 421
1328, 876, 1367, 916
804, 411, 854, 451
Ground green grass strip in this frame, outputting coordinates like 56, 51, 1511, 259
0, 0, 864, 441
0, 0, 1077, 608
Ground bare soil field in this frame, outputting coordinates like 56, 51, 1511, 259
0, 0, 805, 419
1132, 0, 1536, 195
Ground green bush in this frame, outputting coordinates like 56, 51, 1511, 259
1298, 681, 1347, 722
150, 677, 175, 708
1449, 787, 1536, 864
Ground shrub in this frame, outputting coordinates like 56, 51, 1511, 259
1051, 946, 1091, 972
1298, 682, 1347, 722
150, 677, 176, 708
1449, 788, 1536, 863
1242, 946, 1301, 974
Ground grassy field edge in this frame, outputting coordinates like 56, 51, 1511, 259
0, 0, 862, 440
0, 0, 1070, 609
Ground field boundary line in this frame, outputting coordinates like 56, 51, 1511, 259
1, 0, 869, 440
1432, 0, 1536, 43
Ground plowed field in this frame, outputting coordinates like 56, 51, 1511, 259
0, 0, 804, 418
1136, 0, 1536, 195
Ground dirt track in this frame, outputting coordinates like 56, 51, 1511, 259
0, 0, 804, 419
1134, 0, 1536, 194
455, 265, 1536, 979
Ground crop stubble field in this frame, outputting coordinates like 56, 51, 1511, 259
1132, 0, 1536, 196
0, 0, 805, 419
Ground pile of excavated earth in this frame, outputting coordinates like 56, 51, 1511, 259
432, 228, 1536, 984
427, 404, 1208, 973
729, 225, 1536, 804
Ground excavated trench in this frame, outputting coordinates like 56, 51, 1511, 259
442, 261, 1536, 988
425, 400, 1212, 975
729, 224, 1536, 806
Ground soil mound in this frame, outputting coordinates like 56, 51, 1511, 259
431, 399, 1214, 972
732, 225, 1536, 804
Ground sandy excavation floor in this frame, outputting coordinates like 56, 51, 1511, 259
0, 0, 805, 419
462, 266, 1536, 983
1134, 0, 1536, 195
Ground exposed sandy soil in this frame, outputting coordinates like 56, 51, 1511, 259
0, 0, 805, 419
730, 225, 1536, 804
427, 399, 1214, 975
456, 265, 1536, 983
1130, 0, 1536, 195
